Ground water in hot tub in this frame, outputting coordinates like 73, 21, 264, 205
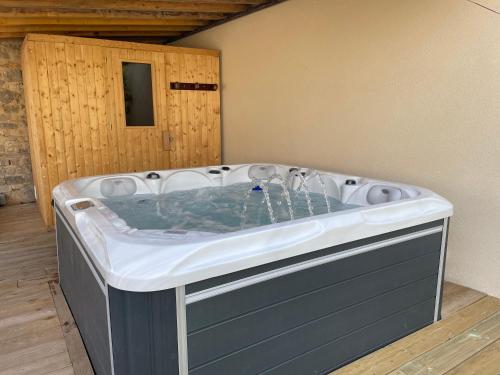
101, 183, 358, 233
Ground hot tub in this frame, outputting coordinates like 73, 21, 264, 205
53, 164, 452, 375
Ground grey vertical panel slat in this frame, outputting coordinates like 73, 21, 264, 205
57, 213, 111, 375
262, 299, 436, 375
108, 286, 179, 375
187, 233, 442, 333
56, 206, 105, 284
188, 253, 439, 369
186, 220, 444, 294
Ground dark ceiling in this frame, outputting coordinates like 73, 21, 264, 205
0, 0, 287, 43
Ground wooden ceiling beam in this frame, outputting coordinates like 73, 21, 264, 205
159, 0, 265, 3
0, 25, 198, 32
68, 31, 184, 37
0, 1, 287, 43
0, 31, 183, 38
168, 1, 264, 3
0, 8, 226, 20
174, 0, 287, 40
0, 1, 252, 13
0, 17, 208, 26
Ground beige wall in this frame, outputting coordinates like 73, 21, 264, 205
176, 0, 500, 298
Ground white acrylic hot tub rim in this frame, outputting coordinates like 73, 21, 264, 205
53, 164, 453, 292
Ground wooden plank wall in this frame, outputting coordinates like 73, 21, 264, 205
21, 34, 221, 227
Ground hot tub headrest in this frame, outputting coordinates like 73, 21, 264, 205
100, 177, 137, 198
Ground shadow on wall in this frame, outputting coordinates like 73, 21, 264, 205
0, 39, 35, 206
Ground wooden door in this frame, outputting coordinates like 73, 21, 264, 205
107, 48, 171, 173
22, 34, 221, 227
166, 52, 221, 168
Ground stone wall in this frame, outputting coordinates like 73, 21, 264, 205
0, 39, 34, 205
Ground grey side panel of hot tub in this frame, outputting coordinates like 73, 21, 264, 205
186, 219, 444, 294
107, 286, 180, 375
56, 212, 111, 375
185, 221, 445, 375
56, 205, 448, 375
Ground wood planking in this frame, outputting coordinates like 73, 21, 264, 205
21, 43, 51, 223
55, 42, 77, 179
126, 48, 146, 172
26, 33, 220, 56
0, 203, 60, 356
153, 50, 168, 168
198, 55, 208, 166
120, 48, 135, 171
0, 203, 88, 375
0, 1, 287, 43
92, 45, 111, 175
390, 312, 500, 375
109, 47, 128, 172
165, 51, 221, 168
82, 43, 103, 175
0, 25, 197, 33
0, 11, 226, 22
179, 53, 190, 168
22, 34, 221, 226
445, 339, 500, 375
330, 295, 500, 375
196, 54, 206, 166
210, 55, 221, 165
34, 41, 60, 225
0, 1, 252, 13
166, 52, 181, 168
50, 282, 94, 375
103, 47, 120, 172
185, 53, 197, 167
64, 43, 86, 177
0, 17, 210, 26
441, 282, 486, 319
45, 42, 69, 183
74, 44, 94, 177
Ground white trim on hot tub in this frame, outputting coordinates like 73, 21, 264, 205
434, 218, 449, 322
176, 287, 189, 375
52, 164, 453, 292
105, 284, 116, 375
185, 225, 444, 304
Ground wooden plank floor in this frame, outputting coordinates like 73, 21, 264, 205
1, 203, 500, 375
0, 203, 93, 375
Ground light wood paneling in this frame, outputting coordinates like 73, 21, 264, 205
25, 33, 220, 55
22, 33, 221, 227
165, 51, 221, 168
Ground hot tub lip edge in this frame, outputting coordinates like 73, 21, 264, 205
52, 164, 453, 292
55, 203, 450, 293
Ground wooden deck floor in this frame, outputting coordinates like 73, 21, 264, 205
1, 203, 499, 375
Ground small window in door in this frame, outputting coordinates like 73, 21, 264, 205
122, 62, 154, 126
